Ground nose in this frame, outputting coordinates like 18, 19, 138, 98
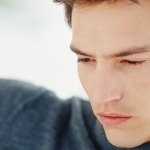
92, 65, 123, 104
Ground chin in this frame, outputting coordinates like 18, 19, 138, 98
107, 138, 141, 148
104, 129, 145, 148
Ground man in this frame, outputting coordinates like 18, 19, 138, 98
54, 0, 150, 148
0, 0, 150, 149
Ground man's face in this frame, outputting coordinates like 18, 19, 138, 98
71, 0, 150, 148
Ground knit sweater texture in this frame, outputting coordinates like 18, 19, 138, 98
0, 79, 149, 150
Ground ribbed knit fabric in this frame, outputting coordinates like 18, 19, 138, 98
0, 79, 149, 150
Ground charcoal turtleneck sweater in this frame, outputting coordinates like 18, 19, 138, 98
0, 79, 149, 150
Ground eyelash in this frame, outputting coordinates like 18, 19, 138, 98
77, 58, 146, 66
77, 58, 94, 63
120, 60, 146, 66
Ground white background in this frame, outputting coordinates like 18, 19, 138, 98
0, 0, 88, 99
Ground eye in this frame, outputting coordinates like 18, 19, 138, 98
120, 60, 146, 66
77, 58, 95, 64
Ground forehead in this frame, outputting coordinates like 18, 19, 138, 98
71, 1, 150, 55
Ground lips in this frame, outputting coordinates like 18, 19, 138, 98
98, 112, 132, 118
97, 112, 132, 126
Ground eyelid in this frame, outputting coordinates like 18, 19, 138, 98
119, 59, 146, 67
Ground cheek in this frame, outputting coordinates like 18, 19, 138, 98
133, 74, 150, 112
128, 66, 150, 97
78, 67, 98, 113
78, 65, 94, 98
124, 67, 150, 115
129, 70, 150, 135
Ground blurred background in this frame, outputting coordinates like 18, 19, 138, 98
0, 0, 88, 99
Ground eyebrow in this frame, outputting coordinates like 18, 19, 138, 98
70, 44, 150, 58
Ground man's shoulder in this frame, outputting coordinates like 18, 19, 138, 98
0, 78, 55, 97
0, 79, 95, 150
0, 78, 57, 111
0, 78, 92, 126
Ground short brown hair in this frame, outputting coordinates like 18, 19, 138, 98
53, 0, 139, 27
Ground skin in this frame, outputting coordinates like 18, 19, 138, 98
71, 0, 150, 148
